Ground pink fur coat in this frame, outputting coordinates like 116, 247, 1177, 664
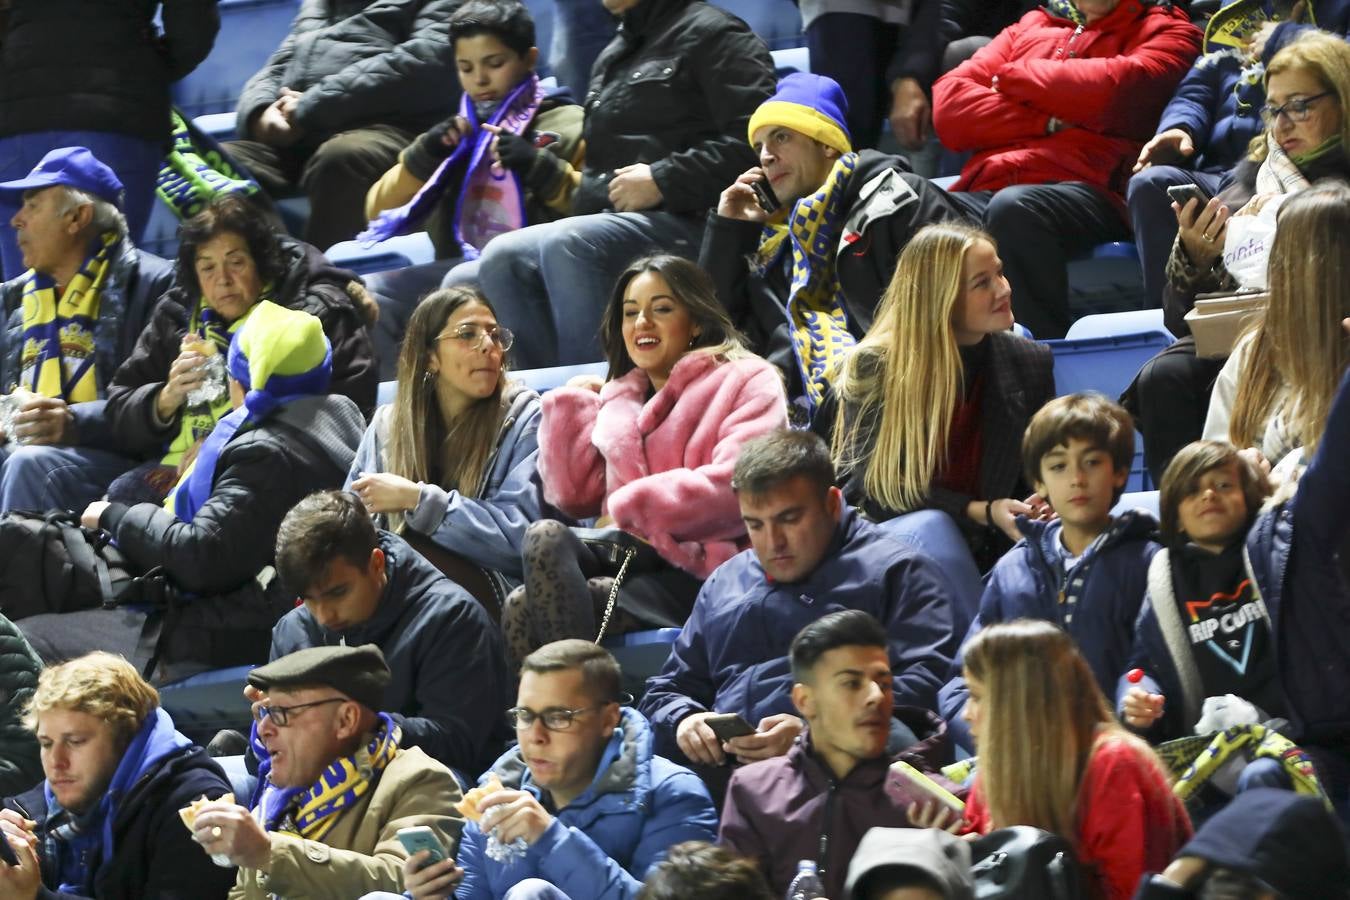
538, 352, 788, 578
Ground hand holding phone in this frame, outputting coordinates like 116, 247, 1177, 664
887, 760, 966, 816
0, 831, 19, 867
704, 713, 756, 743
1166, 183, 1212, 208
749, 177, 781, 215
397, 826, 449, 870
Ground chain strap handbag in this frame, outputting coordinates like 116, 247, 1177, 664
571, 527, 663, 643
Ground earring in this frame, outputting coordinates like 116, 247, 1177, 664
423, 370, 435, 385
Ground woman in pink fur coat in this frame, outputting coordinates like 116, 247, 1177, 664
502, 255, 788, 666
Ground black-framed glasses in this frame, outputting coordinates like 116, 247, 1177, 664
1259, 91, 1333, 126
504, 703, 609, 732
438, 324, 514, 352
253, 697, 347, 726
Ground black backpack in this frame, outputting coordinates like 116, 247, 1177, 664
0, 510, 139, 621
970, 826, 1083, 900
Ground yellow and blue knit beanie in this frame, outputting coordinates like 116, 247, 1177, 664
227, 301, 332, 418
747, 72, 853, 157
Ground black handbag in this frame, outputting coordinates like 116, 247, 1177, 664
571, 527, 664, 641
970, 826, 1083, 900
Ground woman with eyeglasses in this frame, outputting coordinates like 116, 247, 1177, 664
1127, 31, 1350, 482
347, 286, 545, 618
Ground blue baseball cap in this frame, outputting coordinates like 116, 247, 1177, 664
0, 147, 125, 209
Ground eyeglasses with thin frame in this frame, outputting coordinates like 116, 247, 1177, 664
1259, 91, 1334, 126
504, 702, 611, 732
253, 697, 347, 726
437, 324, 514, 352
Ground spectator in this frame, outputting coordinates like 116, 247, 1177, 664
640, 429, 958, 783
0, 147, 174, 513
699, 73, 967, 411
224, 0, 461, 250
1128, 31, 1350, 480
720, 610, 952, 899
7, 303, 366, 681
928, 620, 1191, 900
637, 841, 773, 900
361, 0, 585, 370
939, 393, 1156, 749
0, 615, 41, 797
931, 0, 1201, 338
844, 828, 976, 900
472, 0, 776, 370
815, 223, 1054, 573
504, 256, 786, 666
196, 645, 463, 898
0, 0, 218, 279
1133, 788, 1349, 899
270, 490, 511, 775
101, 193, 376, 508
393, 640, 718, 900
0, 652, 237, 899
346, 287, 547, 614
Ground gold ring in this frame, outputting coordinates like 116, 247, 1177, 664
1202, 232, 1212, 242
211, 826, 223, 840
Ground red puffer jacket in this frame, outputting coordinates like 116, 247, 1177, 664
933, 0, 1200, 206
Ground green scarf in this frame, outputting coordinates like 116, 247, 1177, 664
754, 152, 860, 409
156, 110, 260, 221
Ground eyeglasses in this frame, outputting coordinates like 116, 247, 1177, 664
504, 703, 610, 732
1259, 91, 1333, 126
437, 324, 514, 352
253, 697, 347, 726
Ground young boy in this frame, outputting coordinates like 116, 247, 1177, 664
939, 393, 1158, 748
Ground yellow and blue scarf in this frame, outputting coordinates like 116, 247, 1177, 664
16, 231, 119, 403
754, 152, 860, 410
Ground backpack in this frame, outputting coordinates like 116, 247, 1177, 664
0, 510, 140, 621
970, 826, 1083, 899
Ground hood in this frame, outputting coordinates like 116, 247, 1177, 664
1018, 506, 1158, 570
845, 827, 975, 900
270, 393, 365, 472
491, 707, 652, 805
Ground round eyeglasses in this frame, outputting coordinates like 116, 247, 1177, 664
437, 324, 514, 352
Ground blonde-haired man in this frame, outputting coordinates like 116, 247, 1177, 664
0, 651, 237, 899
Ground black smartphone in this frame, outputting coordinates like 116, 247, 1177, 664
749, 177, 781, 215
0, 832, 19, 867
1166, 183, 1212, 208
704, 712, 756, 742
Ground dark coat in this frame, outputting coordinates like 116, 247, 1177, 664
0, 0, 219, 141
269, 531, 511, 775
104, 237, 377, 459
890, 0, 1039, 92
235, 0, 461, 140
700, 151, 971, 398
572, 0, 775, 217
0, 241, 174, 449
0, 614, 40, 797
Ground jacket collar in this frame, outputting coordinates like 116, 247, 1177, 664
789, 727, 894, 793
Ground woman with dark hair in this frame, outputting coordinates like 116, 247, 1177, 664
501, 255, 787, 666
102, 193, 377, 503
346, 286, 546, 615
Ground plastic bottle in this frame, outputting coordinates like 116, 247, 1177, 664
785, 859, 825, 900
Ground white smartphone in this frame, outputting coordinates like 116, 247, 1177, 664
396, 826, 448, 869
888, 760, 966, 816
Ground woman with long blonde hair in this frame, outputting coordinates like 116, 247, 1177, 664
818, 222, 1054, 570
957, 620, 1191, 900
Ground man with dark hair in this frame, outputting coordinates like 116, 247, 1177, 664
267, 490, 510, 775
389, 639, 718, 900
720, 610, 949, 899
639, 429, 957, 785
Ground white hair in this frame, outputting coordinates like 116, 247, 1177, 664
58, 186, 128, 240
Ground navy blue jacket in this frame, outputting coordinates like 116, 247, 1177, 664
638, 506, 959, 765
941, 511, 1159, 746
269, 531, 511, 775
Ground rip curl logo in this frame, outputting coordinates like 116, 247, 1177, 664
1186, 578, 1260, 674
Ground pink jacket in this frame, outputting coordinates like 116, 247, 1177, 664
538, 352, 788, 578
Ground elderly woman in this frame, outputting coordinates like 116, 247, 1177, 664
7, 302, 365, 682
102, 193, 377, 503
347, 286, 545, 616
501, 255, 788, 667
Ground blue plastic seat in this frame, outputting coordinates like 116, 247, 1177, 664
771, 46, 810, 76
1066, 309, 1173, 342
1112, 490, 1160, 519
159, 664, 257, 743
171, 0, 302, 118
603, 628, 682, 701
325, 233, 437, 277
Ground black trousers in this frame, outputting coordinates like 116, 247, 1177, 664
1124, 336, 1225, 484
806, 12, 902, 151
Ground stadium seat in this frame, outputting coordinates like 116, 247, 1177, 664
192, 112, 238, 143
325, 232, 437, 277
171, 0, 302, 118
159, 664, 257, 744
771, 46, 810, 76
1112, 490, 1160, 519
603, 628, 681, 701
1065, 309, 1173, 342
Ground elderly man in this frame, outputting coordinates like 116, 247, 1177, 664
0, 146, 173, 513
193, 644, 463, 900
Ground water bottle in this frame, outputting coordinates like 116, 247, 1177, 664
785, 859, 825, 900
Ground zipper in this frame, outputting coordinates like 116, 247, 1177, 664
816, 777, 838, 885
1059, 24, 1085, 58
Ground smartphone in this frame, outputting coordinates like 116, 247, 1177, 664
396, 826, 448, 869
1166, 183, 1212, 208
0, 832, 19, 867
704, 712, 756, 742
888, 760, 966, 816
749, 177, 781, 215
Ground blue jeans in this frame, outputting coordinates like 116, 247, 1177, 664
873, 509, 984, 637
0, 442, 137, 514
0, 131, 163, 280
1126, 166, 1228, 310
365, 258, 461, 380
549, 0, 618, 100
475, 211, 703, 369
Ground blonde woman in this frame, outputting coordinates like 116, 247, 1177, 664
347, 287, 545, 615
817, 222, 1054, 571
1205, 180, 1350, 470
937, 620, 1191, 900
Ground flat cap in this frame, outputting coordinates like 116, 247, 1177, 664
248, 645, 390, 711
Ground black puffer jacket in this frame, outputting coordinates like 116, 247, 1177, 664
0, 0, 219, 140
235, 0, 461, 141
104, 237, 378, 459
573, 0, 775, 216
98, 394, 366, 674
0, 615, 40, 797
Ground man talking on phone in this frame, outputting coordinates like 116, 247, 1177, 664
639, 430, 958, 800
699, 73, 966, 414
